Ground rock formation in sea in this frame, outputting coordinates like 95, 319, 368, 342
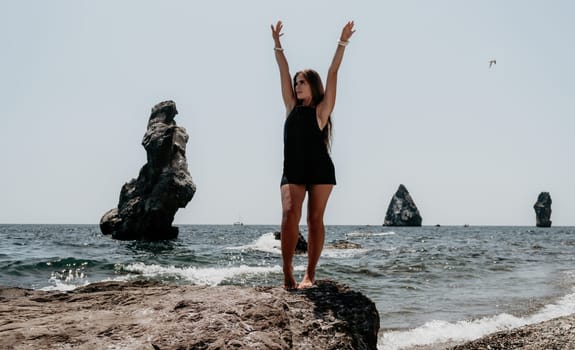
383, 184, 422, 226
328, 240, 362, 249
100, 101, 196, 240
534, 192, 552, 227
0, 280, 380, 350
274, 231, 308, 254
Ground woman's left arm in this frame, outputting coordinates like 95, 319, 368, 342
317, 21, 355, 128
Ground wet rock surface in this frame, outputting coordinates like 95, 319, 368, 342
274, 230, 308, 254
0, 280, 379, 350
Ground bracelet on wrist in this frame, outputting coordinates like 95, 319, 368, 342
274, 47, 284, 52
338, 40, 349, 47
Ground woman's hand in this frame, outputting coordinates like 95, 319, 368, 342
271, 20, 284, 47
340, 21, 355, 42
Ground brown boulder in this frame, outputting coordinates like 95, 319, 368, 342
0, 280, 379, 350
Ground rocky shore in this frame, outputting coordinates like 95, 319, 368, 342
0, 280, 379, 350
447, 314, 575, 350
405, 314, 575, 350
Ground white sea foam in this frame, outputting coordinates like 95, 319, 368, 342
322, 248, 370, 258
379, 289, 575, 350
41, 276, 135, 291
41, 274, 136, 291
232, 232, 369, 258
345, 231, 395, 238
228, 232, 281, 254
41, 267, 91, 291
122, 262, 304, 286
41, 280, 89, 291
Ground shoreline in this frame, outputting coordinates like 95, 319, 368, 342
449, 313, 575, 349
398, 313, 575, 350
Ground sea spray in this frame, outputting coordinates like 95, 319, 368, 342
121, 262, 305, 286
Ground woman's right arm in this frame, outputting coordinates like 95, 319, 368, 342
271, 21, 296, 113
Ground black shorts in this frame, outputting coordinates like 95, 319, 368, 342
280, 166, 336, 189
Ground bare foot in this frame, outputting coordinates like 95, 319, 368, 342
298, 273, 315, 289
284, 276, 297, 290
283, 266, 297, 290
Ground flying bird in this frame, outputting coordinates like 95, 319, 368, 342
489, 59, 496, 68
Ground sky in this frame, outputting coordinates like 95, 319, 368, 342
1, 1, 574, 226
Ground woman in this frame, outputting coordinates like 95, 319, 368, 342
271, 20, 355, 289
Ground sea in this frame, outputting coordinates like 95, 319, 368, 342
1, 224, 575, 349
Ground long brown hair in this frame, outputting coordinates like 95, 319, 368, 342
293, 69, 333, 149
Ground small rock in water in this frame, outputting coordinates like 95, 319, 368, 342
274, 231, 308, 254
328, 240, 362, 249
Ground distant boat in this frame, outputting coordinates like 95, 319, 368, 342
233, 213, 243, 226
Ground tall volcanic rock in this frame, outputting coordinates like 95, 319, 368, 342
100, 101, 196, 240
534, 192, 552, 227
384, 184, 422, 226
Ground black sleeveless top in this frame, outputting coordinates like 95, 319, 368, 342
281, 106, 336, 186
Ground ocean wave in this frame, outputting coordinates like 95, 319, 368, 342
228, 232, 281, 254
41, 280, 90, 291
230, 232, 370, 258
345, 231, 396, 238
120, 262, 304, 286
3, 257, 104, 271
379, 289, 575, 350
322, 248, 370, 259
41, 275, 133, 292
15, 258, 98, 292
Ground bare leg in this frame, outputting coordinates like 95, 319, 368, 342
280, 184, 306, 289
299, 184, 333, 289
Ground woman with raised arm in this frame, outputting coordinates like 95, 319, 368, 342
271, 20, 355, 289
